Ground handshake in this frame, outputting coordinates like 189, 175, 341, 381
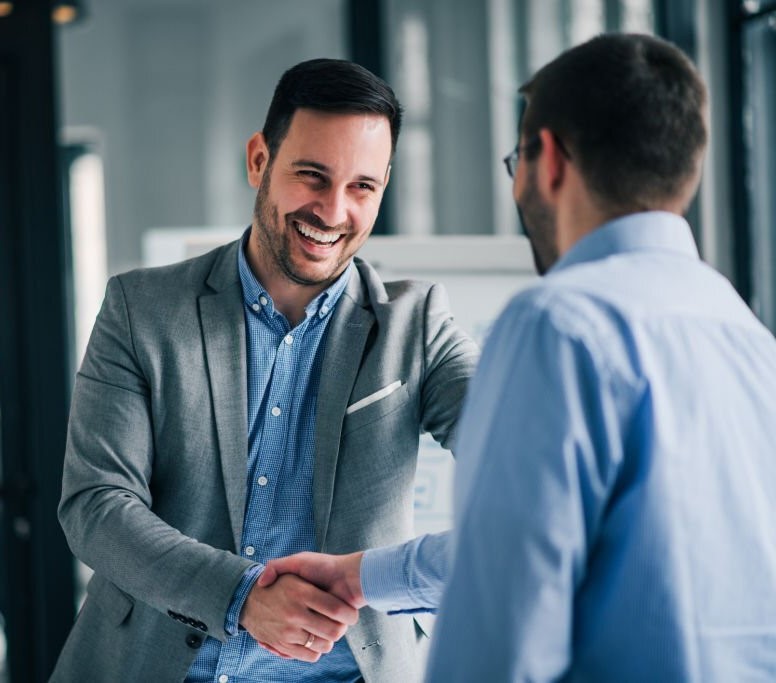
238, 551, 366, 663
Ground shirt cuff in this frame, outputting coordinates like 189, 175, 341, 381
361, 532, 450, 614
224, 563, 264, 636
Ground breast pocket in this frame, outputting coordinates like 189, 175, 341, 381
342, 381, 411, 435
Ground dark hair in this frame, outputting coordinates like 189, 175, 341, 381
519, 33, 707, 212
262, 58, 403, 158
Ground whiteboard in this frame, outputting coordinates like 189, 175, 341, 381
143, 228, 538, 535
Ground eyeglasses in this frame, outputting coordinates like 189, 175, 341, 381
503, 136, 540, 178
502, 133, 571, 178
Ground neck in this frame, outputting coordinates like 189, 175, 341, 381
555, 187, 608, 259
245, 242, 328, 328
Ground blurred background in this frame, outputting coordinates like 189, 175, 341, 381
1, 0, 775, 680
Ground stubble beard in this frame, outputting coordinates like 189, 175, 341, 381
517, 166, 559, 276
252, 171, 346, 288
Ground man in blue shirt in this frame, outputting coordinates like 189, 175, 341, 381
53, 59, 478, 682
260, 34, 776, 681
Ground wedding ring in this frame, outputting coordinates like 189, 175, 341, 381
303, 632, 315, 649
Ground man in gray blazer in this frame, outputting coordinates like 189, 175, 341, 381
52, 58, 478, 682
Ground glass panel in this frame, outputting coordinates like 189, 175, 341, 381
744, 11, 776, 329
385, 0, 499, 235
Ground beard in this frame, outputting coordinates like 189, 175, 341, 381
252, 168, 351, 288
517, 166, 559, 276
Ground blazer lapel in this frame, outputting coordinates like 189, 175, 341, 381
314, 270, 374, 549
199, 241, 248, 551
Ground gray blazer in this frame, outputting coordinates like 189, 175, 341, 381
52, 239, 479, 682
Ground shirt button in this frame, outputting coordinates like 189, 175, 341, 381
257, 475, 268, 486
284, 334, 293, 345
251, 303, 260, 312
271, 406, 281, 417
259, 296, 268, 305
321, 305, 329, 315
218, 676, 229, 683
245, 545, 255, 556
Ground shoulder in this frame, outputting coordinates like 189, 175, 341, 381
352, 256, 439, 306
489, 275, 638, 383
112, 240, 239, 302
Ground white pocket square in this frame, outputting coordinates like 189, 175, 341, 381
345, 380, 404, 415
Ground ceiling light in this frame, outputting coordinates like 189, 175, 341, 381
52, 0, 82, 25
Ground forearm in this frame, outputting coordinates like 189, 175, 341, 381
60, 379, 253, 640
60, 480, 254, 640
360, 531, 450, 612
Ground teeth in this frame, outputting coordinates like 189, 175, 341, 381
295, 221, 341, 244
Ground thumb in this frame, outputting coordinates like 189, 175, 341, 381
256, 563, 278, 588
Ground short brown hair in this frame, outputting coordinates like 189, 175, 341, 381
519, 33, 707, 212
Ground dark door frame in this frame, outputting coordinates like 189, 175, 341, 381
0, 1, 75, 681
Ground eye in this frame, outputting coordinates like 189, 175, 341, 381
353, 182, 376, 192
298, 169, 325, 181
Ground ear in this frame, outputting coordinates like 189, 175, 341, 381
535, 127, 568, 199
246, 132, 270, 188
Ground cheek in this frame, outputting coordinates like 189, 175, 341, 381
513, 167, 525, 202
273, 181, 318, 214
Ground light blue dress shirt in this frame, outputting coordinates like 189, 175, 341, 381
187, 233, 360, 683
370, 212, 776, 681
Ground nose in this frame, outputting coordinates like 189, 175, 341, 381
315, 186, 350, 228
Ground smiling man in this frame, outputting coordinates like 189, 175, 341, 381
52, 59, 478, 683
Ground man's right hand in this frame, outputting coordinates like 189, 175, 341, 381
240, 573, 359, 662
257, 551, 366, 609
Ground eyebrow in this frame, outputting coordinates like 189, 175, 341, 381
291, 159, 385, 187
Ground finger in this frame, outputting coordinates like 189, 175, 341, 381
301, 632, 335, 655
258, 641, 291, 659
291, 607, 350, 643
303, 585, 359, 626
263, 555, 305, 581
257, 564, 278, 588
277, 642, 323, 664
260, 635, 329, 664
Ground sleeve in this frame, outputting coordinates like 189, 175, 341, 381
225, 564, 264, 635
419, 283, 480, 452
360, 532, 450, 613
424, 294, 632, 682
58, 276, 255, 642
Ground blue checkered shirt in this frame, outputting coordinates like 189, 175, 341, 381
186, 234, 360, 683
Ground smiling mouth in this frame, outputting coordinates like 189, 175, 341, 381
294, 220, 344, 246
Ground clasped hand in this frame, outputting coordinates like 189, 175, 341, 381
241, 551, 365, 662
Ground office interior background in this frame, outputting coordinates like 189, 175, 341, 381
1, 0, 775, 680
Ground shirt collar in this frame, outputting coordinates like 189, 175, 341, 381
237, 227, 352, 321
550, 211, 700, 274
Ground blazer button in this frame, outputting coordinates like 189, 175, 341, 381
185, 634, 203, 649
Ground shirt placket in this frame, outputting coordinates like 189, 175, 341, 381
248, 317, 309, 562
